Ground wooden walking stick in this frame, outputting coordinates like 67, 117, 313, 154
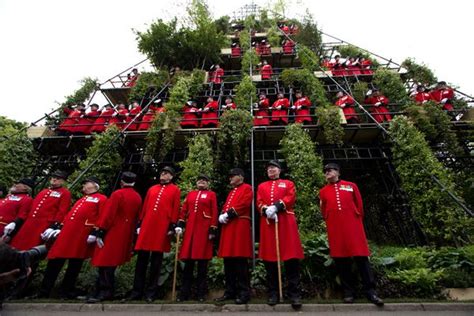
171, 232, 181, 301
274, 214, 283, 302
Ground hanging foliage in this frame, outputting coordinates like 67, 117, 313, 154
388, 116, 472, 246
234, 75, 256, 111
178, 134, 215, 195
353, 81, 369, 104
280, 124, 325, 233
241, 50, 260, 75
239, 29, 251, 52
69, 125, 123, 198
46, 77, 98, 127
316, 106, 345, 146
266, 26, 281, 47
297, 44, 320, 72
128, 71, 169, 102
217, 109, 253, 166
280, 68, 328, 105
0, 117, 37, 190
401, 58, 437, 86
373, 68, 409, 105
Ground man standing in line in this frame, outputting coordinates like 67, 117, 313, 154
87, 172, 143, 303
256, 160, 304, 309
127, 166, 181, 302
215, 168, 253, 304
319, 163, 384, 306
1, 179, 33, 236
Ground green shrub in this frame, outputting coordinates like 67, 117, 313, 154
373, 68, 409, 104
128, 71, 169, 102
234, 75, 257, 110
387, 268, 442, 297
401, 58, 437, 86
393, 248, 428, 270
316, 106, 344, 146
297, 45, 320, 72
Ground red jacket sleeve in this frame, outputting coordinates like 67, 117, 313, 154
17, 196, 33, 220
232, 185, 253, 216
97, 192, 120, 230
179, 194, 189, 222
169, 186, 181, 223
139, 189, 151, 221
256, 184, 266, 214
353, 183, 364, 217
53, 190, 72, 223
210, 192, 218, 228
280, 181, 296, 211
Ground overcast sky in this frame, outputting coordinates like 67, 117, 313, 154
0, 0, 471, 123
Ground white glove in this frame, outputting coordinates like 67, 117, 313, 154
291, 106, 296, 110
222, 105, 227, 110
41, 228, 54, 240
265, 205, 278, 220
276, 106, 282, 110
87, 235, 97, 244
253, 103, 259, 109
441, 98, 448, 104
174, 227, 183, 235
203, 108, 209, 112
366, 89, 372, 96
96, 237, 105, 248
50, 229, 61, 239
374, 102, 381, 106
218, 213, 229, 224
340, 103, 346, 108
296, 106, 302, 110
136, 227, 140, 235
3, 222, 16, 236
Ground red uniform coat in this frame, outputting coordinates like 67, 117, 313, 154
48, 192, 107, 259
181, 106, 200, 128
254, 98, 270, 126
85, 110, 101, 134
335, 95, 358, 122
319, 180, 370, 258
365, 95, 391, 123
293, 96, 312, 123
135, 183, 181, 252
125, 106, 142, 131
178, 189, 218, 260
90, 109, 114, 133
110, 109, 129, 129
414, 92, 432, 105
217, 183, 253, 258
58, 108, 81, 133
75, 112, 90, 134
261, 64, 273, 80
332, 60, 344, 76
431, 88, 454, 111
138, 111, 155, 130
283, 40, 295, 54
92, 187, 142, 267
222, 102, 237, 111
11, 187, 71, 251
0, 193, 32, 231
231, 47, 241, 57
257, 179, 304, 262
360, 59, 373, 75
210, 68, 224, 84
201, 101, 219, 127
271, 98, 290, 124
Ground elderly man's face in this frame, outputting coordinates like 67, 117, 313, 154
196, 179, 209, 190
82, 182, 98, 195
160, 171, 173, 184
267, 165, 281, 179
50, 177, 65, 188
324, 168, 340, 183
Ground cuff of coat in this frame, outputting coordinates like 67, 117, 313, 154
95, 228, 106, 238
208, 226, 217, 235
226, 208, 238, 219
167, 222, 177, 233
177, 220, 186, 229
13, 218, 24, 227
273, 200, 286, 212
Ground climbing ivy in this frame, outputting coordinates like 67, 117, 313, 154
373, 68, 409, 105
128, 71, 169, 103
234, 75, 257, 111
178, 134, 215, 195
388, 116, 472, 246
280, 124, 325, 233
69, 125, 123, 198
316, 106, 345, 146
401, 58, 437, 86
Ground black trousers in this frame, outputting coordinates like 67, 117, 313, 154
264, 259, 301, 300
179, 259, 208, 299
39, 258, 84, 298
223, 258, 250, 299
131, 251, 163, 299
334, 256, 376, 298
95, 267, 116, 298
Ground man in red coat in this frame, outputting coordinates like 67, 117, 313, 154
221, 96, 237, 112
282, 39, 295, 55
292, 91, 312, 124
210, 64, 224, 85
257, 160, 304, 308
253, 92, 270, 126
430, 81, 455, 111
180, 101, 200, 129
128, 166, 181, 302
231, 43, 241, 57
413, 86, 432, 105
335, 91, 358, 124
37, 176, 106, 298
10, 170, 71, 251
124, 101, 142, 131
365, 88, 392, 123
90, 104, 114, 133
1, 179, 33, 238
87, 172, 142, 303
319, 163, 383, 306
84, 104, 101, 134
260, 60, 273, 80
216, 168, 253, 304
271, 92, 290, 125
57, 104, 83, 135
175, 174, 218, 302
200, 97, 219, 128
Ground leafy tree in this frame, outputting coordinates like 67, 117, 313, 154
239, 29, 251, 51
297, 44, 320, 72
234, 75, 257, 110
316, 106, 345, 146
241, 50, 259, 75
389, 116, 472, 246
178, 134, 215, 195
68, 125, 123, 198
402, 58, 437, 86
266, 26, 281, 47
293, 10, 323, 56
353, 81, 369, 104
373, 68, 409, 104
0, 117, 37, 190
213, 15, 231, 35
280, 124, 325, 233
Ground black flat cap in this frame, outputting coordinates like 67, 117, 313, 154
121, 171, 137, 184
16, 178, 35, 188
323, 163, 340, 172
229, 168, 245, 177
160, 166, 175, 176
197, 174, 210, 181
266, 160, 281, 169
50, 170, 68, 180
82, 176, 100, 185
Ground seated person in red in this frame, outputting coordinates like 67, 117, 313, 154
335, 91, 358, 124
258, 40, 271, 56
345, 57, 361, 76
125, 68, 140, 87
365, 88, 391, 123
200, 97, 219, 128
260, 60, 273, 80
279, 22, 290, 34
221, 96, 237, 112
253, 92, 270, 126
359, 56, 373, 75
74, 104, 91, 135
210, 64, 224, 85
180, 101, 200, 129
90, 104, 115, 133
430, 81, 454, 111
271, 92, 290, 125
282, 39, 295, 54
109, 104, 129, 130
289, 23, 299, 34
413, 86, 432, 105
231, 43, 241, 57
57, 104, 83, 135
291, 91, 312, 124
84, 104, 101, 134
332, 55, 344, 77
125, 101, 142, 131
322, 56, 334, 72
137, 108, 155, 131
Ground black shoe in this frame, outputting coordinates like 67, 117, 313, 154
235, 296, 249, 304
121, 292, 142, 302
267, 295, 278, 306
368, 294, 384, 306
215, 294, 235, 302
145, 296, 156, 303
176, 295, 188, 302
343, 296, 354, 304
290, 297, 302, 310
197, 296, 206, 302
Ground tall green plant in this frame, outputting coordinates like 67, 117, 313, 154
293, 10, 323, 56
280, 124, 325, 233
389, 116, 472, 246
402, 58, 437, 86
353, 81, 369, 104
69, 125, 123, 197
128, 71, 169, 102
178, 134, 215, 195
297, 44, 320, 72
316, 106, 345, 146
241, 50, 259, 75
373, 68, 409, 104
234, 75, 256, 110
